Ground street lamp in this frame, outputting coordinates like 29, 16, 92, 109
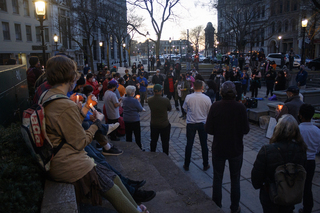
99, 41, 103, 65
53, 34, 58, 51
146, 31, 150, 71
301, 18, 308, 65
35, 0, 46, 68
169, 37, 172, 63
123, 43, 126, 61
277, 36, 282, 53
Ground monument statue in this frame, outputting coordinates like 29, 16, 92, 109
205, 22, 215, 57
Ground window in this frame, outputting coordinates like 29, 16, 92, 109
286, 0, 290, 12
293, 1, 297, 11
277, 22, 282, 32
291, 19, 296, 31
0, 0, 7, 11
36, 26, 41, 42
23, 0, 29, 16
44, 28, 49, 42
12, 0, 19, 14
257, 7, 260, 19
26, 25, 32, 41
15, 24, 22, 41
271, 22, 275, 34
279, 1, 283, 14
2, 22, 10, 40
284, 20, 289, 32
261, 6, 265, 17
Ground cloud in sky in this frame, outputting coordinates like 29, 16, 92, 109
129, 0, 217, 42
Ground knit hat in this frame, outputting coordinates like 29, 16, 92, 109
221, 81, 236, 96
153, 84, 163, 92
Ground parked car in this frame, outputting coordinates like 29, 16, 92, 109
266, 53, 289, 67
199, 55, 206, 63
307, 58, 320, 71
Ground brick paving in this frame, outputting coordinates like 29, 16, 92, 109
99, 84, 320, 213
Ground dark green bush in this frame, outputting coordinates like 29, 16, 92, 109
0, 123, 45, 213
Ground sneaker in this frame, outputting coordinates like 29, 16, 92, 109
179, 114, 184, 118
203, 165, 210, 171
102, 146, 123, 156
128, 179, 146, 189
183, 164, 189, 171
107, 123, 120, 135
176, 107, 180, 111
133, 190, 156, 203
96, 143, 103, 151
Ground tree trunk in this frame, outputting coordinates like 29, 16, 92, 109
156, 36, 161, 59
118, 42, 122, 67
88, 45, 95, 73
106, 43, 110, 69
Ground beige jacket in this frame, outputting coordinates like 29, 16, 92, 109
43, 88, 98, 183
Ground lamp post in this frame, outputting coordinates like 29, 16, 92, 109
180, 39, 182, 60
99, 41, 103, 66
53, 34, 58, 51
169, 37, 172, 63
146, 31, 150, 71
277, 36, 282, 53
35, 0, 46, 68
301, 18, 308, 65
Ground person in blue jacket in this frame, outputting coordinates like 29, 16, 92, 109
296, 65, 308, 89
136, 72, 148, 107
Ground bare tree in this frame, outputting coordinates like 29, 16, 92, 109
181, 25, 205, 53
65, 0, 101, 72
128, 0, 180, 58
211, 0, 274, 54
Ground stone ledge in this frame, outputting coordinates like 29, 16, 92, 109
41, 180, 78, 213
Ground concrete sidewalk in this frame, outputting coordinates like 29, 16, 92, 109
109, 85, 320, 213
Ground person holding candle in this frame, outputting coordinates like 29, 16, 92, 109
42, 56, 149, 213
276, 86, 304, 124
136, 72, 148, 107
86, 73, 103, 97
104, 80, 122, 141
122, 86, 145, 149
251, 114, 307, 213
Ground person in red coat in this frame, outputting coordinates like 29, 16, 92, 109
86, 73, 102, 97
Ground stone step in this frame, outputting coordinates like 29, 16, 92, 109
96, 141, 223, 213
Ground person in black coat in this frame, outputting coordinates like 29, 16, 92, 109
156, 56, 161, 69
164, 72, 179, 110
164, 59, 170, 75
251, 114, 307, 213
265, 67, 277, 98
131, 63, 137, 74
152, 69, 164, 86
274, 70, 286, 91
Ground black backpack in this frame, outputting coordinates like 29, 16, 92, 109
268, 145, 306, 206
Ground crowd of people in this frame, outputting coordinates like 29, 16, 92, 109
25, 51, 319, 213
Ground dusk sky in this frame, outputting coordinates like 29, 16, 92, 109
129, 0, 217, 44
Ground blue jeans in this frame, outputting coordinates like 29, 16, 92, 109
84, 144, 136, 195
212, 153, 243, 212
186, 62, 191, 71
184, 123, 209, 167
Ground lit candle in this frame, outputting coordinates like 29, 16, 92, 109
278, 104, 283, 111
76, 95, 79, 103
135, 95, 140, 99
89, 103, 96, 111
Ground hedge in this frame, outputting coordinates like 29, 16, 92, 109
0, 123, 45, 213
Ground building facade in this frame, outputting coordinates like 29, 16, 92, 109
0, 0, 128, 72
217, 0, 319, 58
